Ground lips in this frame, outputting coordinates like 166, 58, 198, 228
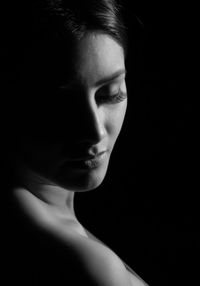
67, 150, 107, 162
63, 150, 107, 170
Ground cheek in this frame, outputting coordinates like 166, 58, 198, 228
105, 100, 127, 144
17, 137, 63, 172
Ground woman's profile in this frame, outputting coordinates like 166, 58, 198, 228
2, 0, 149, 285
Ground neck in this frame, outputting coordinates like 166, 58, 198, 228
16, 167, 76, 218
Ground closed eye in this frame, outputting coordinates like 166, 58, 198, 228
96, 80, 127, 105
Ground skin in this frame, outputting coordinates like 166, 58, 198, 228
12, 32, 148, 286
14, 32, 127, 220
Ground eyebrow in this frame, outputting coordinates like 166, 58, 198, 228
60, 69, 126, 90
94, 69, 127, 87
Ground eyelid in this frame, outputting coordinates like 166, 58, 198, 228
102, 74, 126, 87
96, 89, 127, 105
58, 76, 126, 97
94, 70, 127, 87
98, 78, 125, 94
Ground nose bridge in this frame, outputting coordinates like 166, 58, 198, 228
84, 94, 106, 143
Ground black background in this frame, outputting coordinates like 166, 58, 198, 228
1, 1, 198, 285
76, 2, 198, 286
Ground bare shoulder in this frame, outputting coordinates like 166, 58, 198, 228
128, 271, 149, 286
75, 235, 149, 286
67, 233, 133, 286
11, 188, 139, 285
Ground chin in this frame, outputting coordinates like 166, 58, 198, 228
56, 160, 109, 192
80, 169, 107, 192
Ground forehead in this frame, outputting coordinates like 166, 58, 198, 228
22, 32, 125, 90
69, 32, 125, 87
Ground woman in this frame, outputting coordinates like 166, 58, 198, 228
2, 0, 149, 285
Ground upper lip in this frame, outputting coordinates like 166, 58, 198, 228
67, 150, 107, 162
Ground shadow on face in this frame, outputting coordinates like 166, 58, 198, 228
7, 32, 127, 191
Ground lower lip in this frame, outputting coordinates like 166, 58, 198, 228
65, 152, 107, 170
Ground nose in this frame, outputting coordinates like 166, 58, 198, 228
78, 97, 107, 145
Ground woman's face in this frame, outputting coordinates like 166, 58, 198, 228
17, 32, 127, 191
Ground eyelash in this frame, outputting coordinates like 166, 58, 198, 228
97, 89, 127, 105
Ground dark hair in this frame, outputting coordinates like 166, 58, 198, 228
1, 0, 128, 188
3, 0, 128, 94
31, 0, 127, 54
2, 0, 128, 71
